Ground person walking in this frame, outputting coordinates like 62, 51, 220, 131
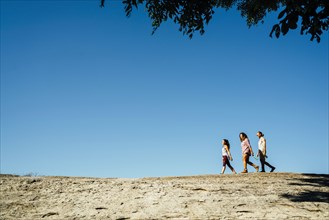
221, 139, 236, 174
256, 131, 276, 172
239, 132, 259, 173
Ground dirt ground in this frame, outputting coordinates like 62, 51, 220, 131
1, 172, 328, 219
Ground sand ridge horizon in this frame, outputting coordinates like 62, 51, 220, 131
2, 171, 328, 179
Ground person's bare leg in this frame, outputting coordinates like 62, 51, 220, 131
248, 162, 259, 172
242, 154, 248, 173
229, 166, 237, 174
246, 155, 259, 172
221, 166, 226, 174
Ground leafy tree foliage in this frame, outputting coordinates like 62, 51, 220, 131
100, 0, 329, 42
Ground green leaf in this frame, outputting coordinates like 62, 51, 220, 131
270, 24, 280, 38
289, 22, 298, 30
282, 23, 289, 35
278, 9, 286, 19
275, 27, 280, 38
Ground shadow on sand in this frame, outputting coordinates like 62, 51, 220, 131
281, 174, 329, 203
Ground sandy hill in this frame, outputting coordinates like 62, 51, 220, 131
0, 172, 328, 219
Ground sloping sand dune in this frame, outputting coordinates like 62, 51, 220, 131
1, 173, 328, 219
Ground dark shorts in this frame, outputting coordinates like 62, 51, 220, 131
222, 156, 231, 166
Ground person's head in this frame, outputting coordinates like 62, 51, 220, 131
256, 131, 264, 138
239, 132, 248, 142
222, 139, 230, 149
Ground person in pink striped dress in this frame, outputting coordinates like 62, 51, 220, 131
239, 132, 259, 173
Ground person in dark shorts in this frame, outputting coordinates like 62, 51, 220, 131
240, 132, 259, 173
221, 139, 236, 174
256, 131, 276, 172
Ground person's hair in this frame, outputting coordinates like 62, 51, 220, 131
257, 131, 264, 137
223, 139, 230, 149
239, 132, 248, 142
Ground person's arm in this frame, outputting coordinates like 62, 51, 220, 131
263, 138, 267, 156
256, 139, 260, 157
247, 139, 254, 156
225, 145, 233, 161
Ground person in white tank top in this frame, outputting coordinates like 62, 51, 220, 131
256, 131, 275, 172
221, 139, 236, 174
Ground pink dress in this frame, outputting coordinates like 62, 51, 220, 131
241, 138, 251, 155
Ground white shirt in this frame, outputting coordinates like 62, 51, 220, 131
222, 146, 228, 156
258, 137, 266, 153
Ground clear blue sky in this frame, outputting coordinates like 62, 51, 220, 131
1, 1, 328, 178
